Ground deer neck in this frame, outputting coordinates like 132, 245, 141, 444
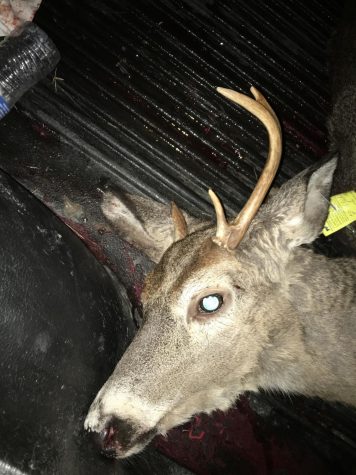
257, 249, 356, 405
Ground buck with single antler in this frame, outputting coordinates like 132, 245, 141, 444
84, 80, 356, 458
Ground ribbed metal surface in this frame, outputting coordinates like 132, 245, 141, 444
20, 0, 335, 217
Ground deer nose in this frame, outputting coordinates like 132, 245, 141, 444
95, 416, 127, 457
90, 413, 158, 459
95, 416, 143, 458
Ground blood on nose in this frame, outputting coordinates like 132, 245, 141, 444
102, 425, 121, 448
96, 418, 123, 457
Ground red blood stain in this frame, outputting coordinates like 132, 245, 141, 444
122, 241, 144, 304
61, 218, 110, 266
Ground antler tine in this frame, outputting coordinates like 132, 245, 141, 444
215, 86, 282, 250
250, 86, 280, 130
208, 189, 230, 247
171, 202, 188, 241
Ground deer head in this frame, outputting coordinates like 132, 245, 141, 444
84, 87, 345, 458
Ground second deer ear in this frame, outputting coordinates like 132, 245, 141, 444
260, 157, 338, 249
101, 191, 208, 263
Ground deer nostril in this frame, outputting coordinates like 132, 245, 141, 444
94, 417, 124, 456
91, 415, 156, 458
100, 425, 122, 448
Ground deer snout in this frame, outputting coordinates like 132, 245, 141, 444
85, 395, 160, 459
92, 415, 158, 459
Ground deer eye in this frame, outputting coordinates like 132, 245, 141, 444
198, 294, 224, 314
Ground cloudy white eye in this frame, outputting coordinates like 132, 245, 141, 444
198, 294, 224, 314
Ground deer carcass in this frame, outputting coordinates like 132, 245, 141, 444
84, 81, 356, 458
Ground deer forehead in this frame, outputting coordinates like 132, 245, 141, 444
143, 236, 241, 306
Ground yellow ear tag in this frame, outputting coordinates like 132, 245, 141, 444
323, 191, 356, 236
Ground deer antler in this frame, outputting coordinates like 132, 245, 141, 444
209, 86, 282, 250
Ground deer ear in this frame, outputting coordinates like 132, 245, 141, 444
263, 157, 338, 248
101, 191, 208, 263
